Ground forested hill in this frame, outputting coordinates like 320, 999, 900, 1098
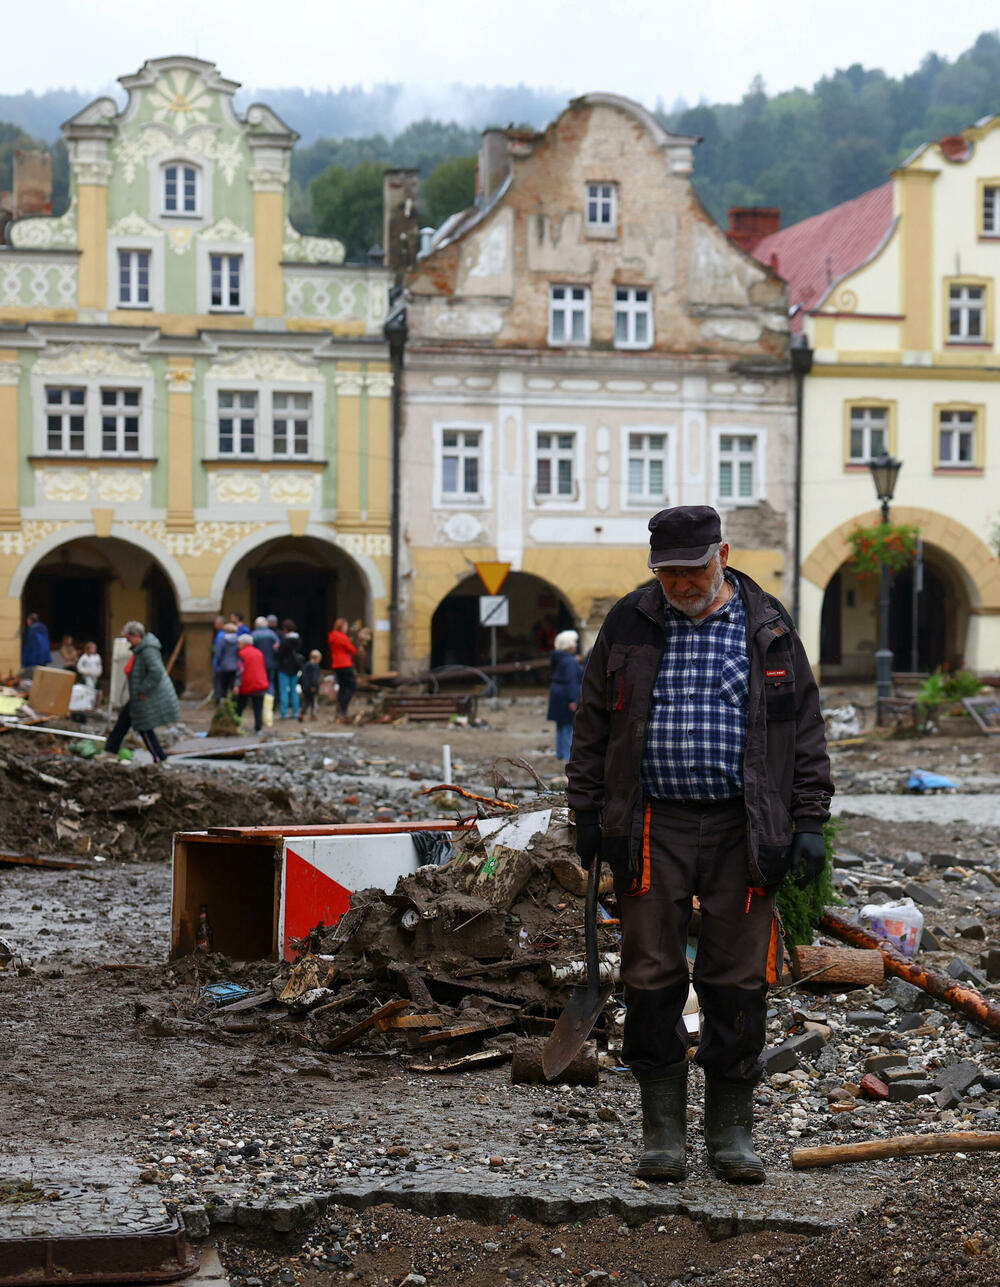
3, 31, 1000, 248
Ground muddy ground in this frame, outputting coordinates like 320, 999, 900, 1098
2, 690, 1000, 1285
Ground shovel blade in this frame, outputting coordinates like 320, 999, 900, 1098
540, 978, 614, 1081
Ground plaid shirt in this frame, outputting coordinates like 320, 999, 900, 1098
641, 574, 749, 801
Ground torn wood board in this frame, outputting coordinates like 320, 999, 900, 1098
0, 752, 67, 789
460, 843, 538, 911
279, 953, 337, 1002
411, 1050, 511, 1073
376, 1013, 443, 1031
321, 999, 413, 1052
416, 1017, 515, 1046
0, 851, 97, 871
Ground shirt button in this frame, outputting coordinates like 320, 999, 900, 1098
687, 729, 694, 736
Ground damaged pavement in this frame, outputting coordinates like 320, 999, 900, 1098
3, 693, 1000, 1285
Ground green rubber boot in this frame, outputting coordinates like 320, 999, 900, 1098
704, 1077, 766, 1183
635, 1063, 687, 1182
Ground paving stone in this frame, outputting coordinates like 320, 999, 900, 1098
846, 1011, 885, 1029
934, 1059, 981, 1096
896, 1011, 930, 1033
885, 978, 924, 1012
865, 1053, 905, 1074
904, 881, 944, 909
929, 853, 956, 868
887, 1079, 936, 1102
180, 1205, 211, 1241
985, 950, 1000, 983
947, 956, 989, 987
935, 1085, 962, 1110
920, 927, 946, 951
957, 920, 986, 940
760, 1030, 826, 1075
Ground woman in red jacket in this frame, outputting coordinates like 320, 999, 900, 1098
327, 617, 357, 720
234, 635, 270, 732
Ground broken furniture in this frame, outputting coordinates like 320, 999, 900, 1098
382, 693, 477, 722
171, 821, 467, 962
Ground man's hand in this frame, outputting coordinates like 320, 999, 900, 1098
573, 811, 602, 870
789, 831, 826, 890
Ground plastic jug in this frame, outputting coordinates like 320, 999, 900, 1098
859, 898, 924, 957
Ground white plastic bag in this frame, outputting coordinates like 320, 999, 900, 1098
262, 691, 274, 728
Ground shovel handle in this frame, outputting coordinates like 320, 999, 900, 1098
584, 858, 600, 986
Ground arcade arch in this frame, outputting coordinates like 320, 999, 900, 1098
429, 571, 576, 673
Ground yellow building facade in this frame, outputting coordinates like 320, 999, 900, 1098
755, 121, 1000, 677
0, 57, 393, 690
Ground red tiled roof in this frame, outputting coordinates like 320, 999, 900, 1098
748, 183, 894, 330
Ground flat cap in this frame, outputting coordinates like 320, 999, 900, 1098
647, 505, 722, 569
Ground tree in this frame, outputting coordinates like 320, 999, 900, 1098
422, 155, 476, 226
310, 160, 386, 261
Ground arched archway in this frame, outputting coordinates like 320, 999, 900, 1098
221, 535, 371, 665
430, 571, 575, 672
804, 507, 995, 678
20, 535, 182, 679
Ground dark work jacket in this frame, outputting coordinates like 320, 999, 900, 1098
547, 649, 582, 724
276, 632, 303, 676
566, 570, 833, 889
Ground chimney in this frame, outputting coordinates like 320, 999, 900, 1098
727, 207, 781, 253
479, 128, 512, 205
13, 149, 52, 218
382, 168, 420, 279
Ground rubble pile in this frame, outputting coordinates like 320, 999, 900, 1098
157, 809, 623, 1068
0, 739, 341, 862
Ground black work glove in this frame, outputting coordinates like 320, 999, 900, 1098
789, 830, 826, 890
573, 811, 602, 870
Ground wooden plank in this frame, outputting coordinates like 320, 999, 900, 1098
0, 851, 95, 871
376, 1013, 443, 1031
321, 999, 413, 1052
205, 820, 470, 838
417, 1017, 514, 1047
411, 1050, 511, 1073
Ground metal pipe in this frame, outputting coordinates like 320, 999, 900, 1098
875, 494, 893, 702
384, 294, 408, 673
790, 342, 812, 625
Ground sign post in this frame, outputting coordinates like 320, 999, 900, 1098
473, 563, 511, 692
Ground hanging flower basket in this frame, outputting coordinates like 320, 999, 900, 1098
846, 521, 919, 580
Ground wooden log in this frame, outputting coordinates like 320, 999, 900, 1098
509, 1038, 599, 1086
792, 1131, 1000, 1170
399, 964, 434, 1008
821, 907, 1000, 1034
549, 859, 615, 899
791, 945, 884, 986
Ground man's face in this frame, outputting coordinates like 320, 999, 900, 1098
654, 545, 728, 617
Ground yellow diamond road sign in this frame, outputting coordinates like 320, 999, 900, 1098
474, 561, 511, 596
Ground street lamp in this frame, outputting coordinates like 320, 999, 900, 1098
868, 453, 903, 702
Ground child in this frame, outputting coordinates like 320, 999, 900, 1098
76, 640, 103, 691
299, 649, 322, 722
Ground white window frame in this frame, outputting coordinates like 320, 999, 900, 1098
161, 161, 201, 217
107, 232, 165, 312
548, 285, 591, 347
116, 249, 152, 309
99, 388, 143, 456
620, 426, 672, 508
43, 386, 87, 456
530, 424, 585, 510
937, 409, 978, 468
712, 427, 766, 507
585, 182, 617, 237
948, 283, 986, 342
848, 405, 889, 463
197, 240, 254, 316
203, 376, 326, 463
983, 185, 1000, 235
217, 390, 259, 458
271, 391, 313, 459
209, 252, 244, 313
32, 372, 154, 460
433, 421, 490, 507
614, 287, 654, 350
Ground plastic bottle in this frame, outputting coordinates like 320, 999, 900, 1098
196, 903, 214, 953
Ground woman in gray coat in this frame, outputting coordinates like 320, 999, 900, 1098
103, 622, 180, 763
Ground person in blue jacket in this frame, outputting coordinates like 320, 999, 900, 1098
547, 628, 583, 760
21, 613, 51, 671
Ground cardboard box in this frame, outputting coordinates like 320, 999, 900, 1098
29, 666, 76, 717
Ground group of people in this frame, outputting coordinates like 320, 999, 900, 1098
211, 612, 363, 732
20, 614, 103, 691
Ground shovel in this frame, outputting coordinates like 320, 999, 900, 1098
541, 858, 614, 1081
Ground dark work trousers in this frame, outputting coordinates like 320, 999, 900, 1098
104, 702, 167, 762
334, 666, 356, 715
235, 692, 265, 733
614, 796, 775, 1086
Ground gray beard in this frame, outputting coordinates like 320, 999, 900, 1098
663, 563, 726, 618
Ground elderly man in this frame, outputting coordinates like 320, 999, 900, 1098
567, 506, 832, 1184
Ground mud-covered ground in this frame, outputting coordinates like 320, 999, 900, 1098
2, 691, 1000, 1286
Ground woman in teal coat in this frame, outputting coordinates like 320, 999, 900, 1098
104, 622, 180, 762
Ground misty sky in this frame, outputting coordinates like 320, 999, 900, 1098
7, 0, 1000, 111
